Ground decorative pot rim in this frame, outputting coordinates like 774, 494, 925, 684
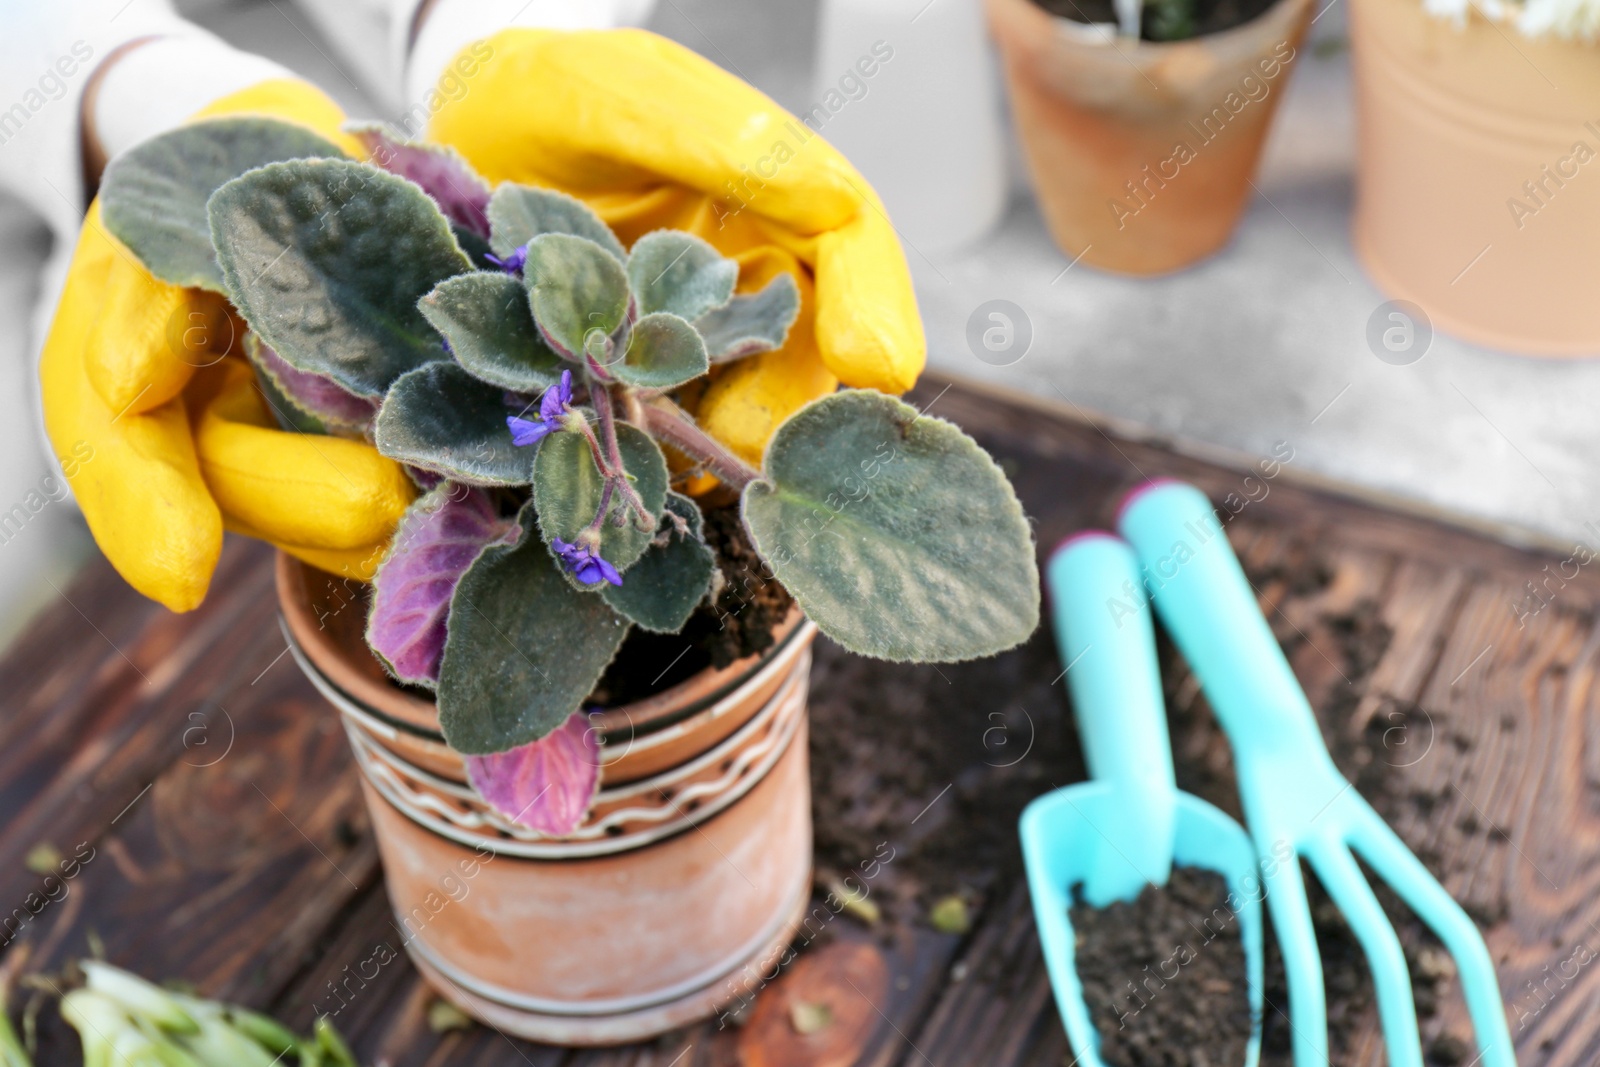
273, 550, 807, 749
297, 618, 813, 858
275, 552, 819, 858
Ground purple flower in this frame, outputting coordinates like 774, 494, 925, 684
541, 369, 573, 421
552, 537, 622, 586
506, 415, 554, 446
506, 371, 575, 448
485, 242, 529, 275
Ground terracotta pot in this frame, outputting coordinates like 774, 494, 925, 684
276, 554, 817, 1046
988, 0, 1311, 274
1351, 0, 1600, 354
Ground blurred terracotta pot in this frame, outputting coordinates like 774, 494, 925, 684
277, 554, 816, 1046
988, 0, 1311, 274
1351, 0, 1600, 354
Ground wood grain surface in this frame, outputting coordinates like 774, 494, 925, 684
1, 374, 1593, 1066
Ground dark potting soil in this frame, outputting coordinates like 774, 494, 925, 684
589, 501, 793, 705
1070, 866, 1253, 1067
696, 503, 795, 669
1033, 0, 1277, 41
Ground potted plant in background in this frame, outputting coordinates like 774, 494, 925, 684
988, 0, 1312, 274
1351, 0, 1600, 354
97, 118, 1041, 1045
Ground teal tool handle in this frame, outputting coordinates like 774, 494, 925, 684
1047, 532, 1176, 888
1116, 481, 1329, 761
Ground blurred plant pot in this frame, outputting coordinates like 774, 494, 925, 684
987, 0, 1311, 274
276, 553, 816, 1047
1351, 0, 1600, 354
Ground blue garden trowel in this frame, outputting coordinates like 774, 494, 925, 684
1020, 532, 1264, 1067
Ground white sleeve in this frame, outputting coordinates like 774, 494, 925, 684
93, 39, 295, 174
271, 0, 660, 124
395, 0, 660, 108
2, 2, 302, 530
1, 0, 658, 242
0, 0, 295, 244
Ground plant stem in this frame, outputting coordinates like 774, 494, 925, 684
589, 378, 656, 532
583, 479, 617, 537
572, 418, 612, 477
641, 399, 761, 491
589, 383, 625, 471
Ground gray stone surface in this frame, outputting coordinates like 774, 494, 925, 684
916, 6, 1600, 551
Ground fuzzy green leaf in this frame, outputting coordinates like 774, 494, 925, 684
419, 272, 563, 391
742, 390, 1039, 662
524, 234, 631, 362
487, 184, 626, 262
602, 493, 715, 632
696, 273, 802, 363
626, 230, 737, 321
101, 117, 347, 292
374, 361, 533, 485
613, 312, 708, 390
438, 507, 630, 754
210, 158, 472, 398
533, 423, 669, 578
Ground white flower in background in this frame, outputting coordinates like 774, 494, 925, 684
1423, 0, 1600, 39
1422, 0, 1503, 24
1516, 0, 1600, 40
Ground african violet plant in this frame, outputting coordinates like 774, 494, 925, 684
99, 117, 1040, 835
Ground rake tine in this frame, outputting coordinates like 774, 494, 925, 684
1350, 802, 1516, 1067
1305, 838, 1424, 1067
1258, 844, 1332, 1066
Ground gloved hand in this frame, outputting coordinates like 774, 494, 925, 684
426, 29, 927, 466
41, 81, 416, 612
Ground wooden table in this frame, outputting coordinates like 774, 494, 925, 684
2, 376, 1595, 1066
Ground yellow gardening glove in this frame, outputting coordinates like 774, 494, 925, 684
41, 81, 414, 612
186, 360, 414, 580
428, 29, 926, 466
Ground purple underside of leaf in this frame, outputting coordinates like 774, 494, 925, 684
367, 487, 517, 686
535, 319, 578, 361
352, 127, 490, 239
465, 713, 602, 835
256, 341, 376, 428
407, 466, 445, 491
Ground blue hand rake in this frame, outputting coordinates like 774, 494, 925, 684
1118, 479, 1514, 1067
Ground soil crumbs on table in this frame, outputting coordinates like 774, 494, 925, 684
808, 627, 1079, 925
1071, 866, 1254, 1067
